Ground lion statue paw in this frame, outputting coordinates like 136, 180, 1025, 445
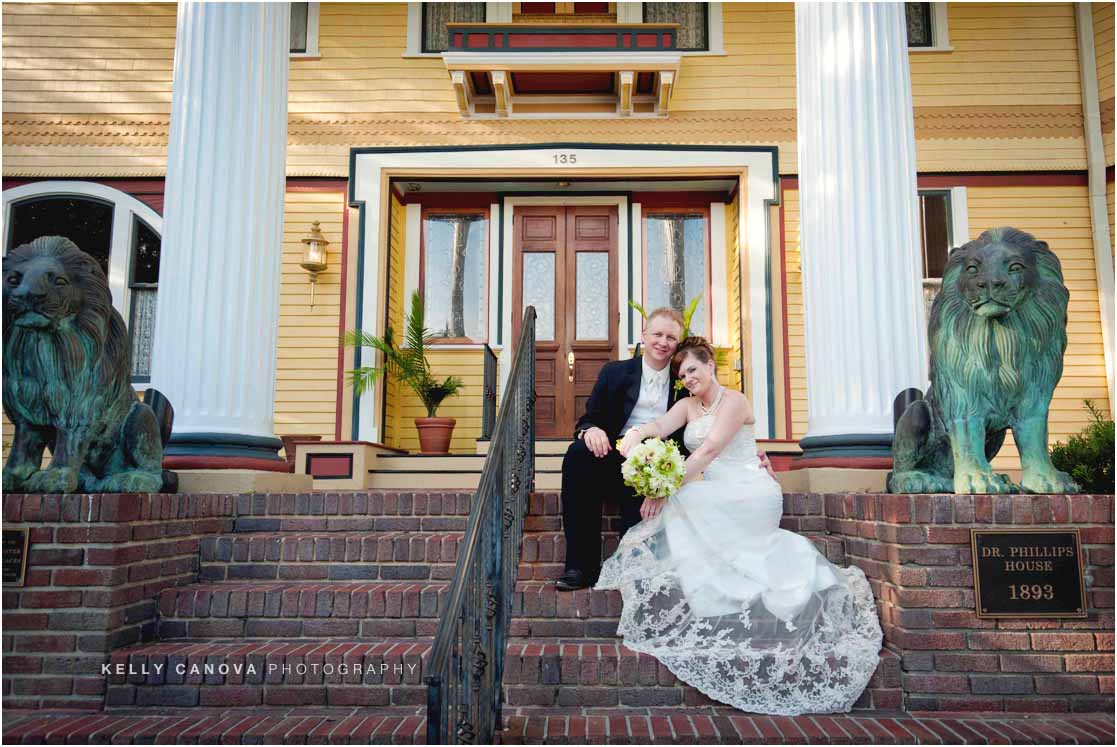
1020, 467, 1080, 495
23, 466, 81, 495
953, 469, 1017, 496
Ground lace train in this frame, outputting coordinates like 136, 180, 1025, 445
596, 477, 883, 716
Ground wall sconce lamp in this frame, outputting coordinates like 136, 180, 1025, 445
300, 221, 329, 307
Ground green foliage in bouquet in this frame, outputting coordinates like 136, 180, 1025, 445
620, 437, 687, 499
1049, 400, 1114, 494
343, 290, 463, 417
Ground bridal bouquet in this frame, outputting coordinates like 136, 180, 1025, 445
620, 437, 686, 499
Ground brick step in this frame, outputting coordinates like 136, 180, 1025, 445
4, 708, 1114, 747
1, 707, 427, 744
104, 637, 900, 711
202, 531, 844, 581
502, 640, 901, 711
498, 707, 1116, 745
157, 581, 627, 640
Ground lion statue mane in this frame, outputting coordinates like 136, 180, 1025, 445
3, 236, 173, 494
888, 227, 1079, 495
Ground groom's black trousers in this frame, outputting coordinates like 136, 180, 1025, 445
561, 438, 643, 581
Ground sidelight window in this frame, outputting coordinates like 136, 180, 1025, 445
422, 209, 488, 341
643, 209, 710, 336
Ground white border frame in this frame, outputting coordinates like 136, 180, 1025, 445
352, 146, 776, 442
290, 2, 321, 59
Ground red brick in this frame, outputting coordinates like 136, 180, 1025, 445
934, 653, 998, 672
968, 632, 1031, 650
19, 590, 83, 608
1031, 632, 1097, 651
1065, 655, 1114, 672
100, 494, 142, 522
54, 567, 128, 587
15, 635, 76, 652
1034, 674, 1100, 694
903, 673, 970, 693
999, 654, 1064, 672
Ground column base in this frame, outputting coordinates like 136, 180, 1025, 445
164, 433, 288, 472
176, 469, 313, 494
776, 467, 889, 493
793, 433, 893, 470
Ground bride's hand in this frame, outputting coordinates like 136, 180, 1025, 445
617, 428, 643, 457
640, 497, 666, 521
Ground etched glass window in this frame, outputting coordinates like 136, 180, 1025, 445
643, 3, 708, 51
423, 212, 487, 340
522, 253, 556, 341
906, 3, 933, 47
129, 218, 161, 381
575, 252, 609, 340
644, 212, 708, 336
917, 190, 952, 316
422, 2, 486, 53
6, 196, 113, 274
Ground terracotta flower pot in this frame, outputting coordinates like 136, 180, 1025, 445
415, 417, 456, 454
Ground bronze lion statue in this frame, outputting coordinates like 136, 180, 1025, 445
3, 236, 173, 493
888, 227, 1079, 495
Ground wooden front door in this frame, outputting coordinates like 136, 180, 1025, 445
512, 205, 618, 438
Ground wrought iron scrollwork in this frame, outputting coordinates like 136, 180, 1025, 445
426, 308, 536, 744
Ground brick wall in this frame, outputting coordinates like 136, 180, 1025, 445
824, 493, 1114, 713
2, 494, 234, 709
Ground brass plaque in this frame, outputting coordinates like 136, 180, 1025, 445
972, 529, 1087, 619
2, 529, 30, 587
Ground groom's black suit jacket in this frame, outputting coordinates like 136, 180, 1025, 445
573, 356, 688, 448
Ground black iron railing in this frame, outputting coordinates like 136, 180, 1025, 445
480, 344, 498, 440
426, 308, 536, 744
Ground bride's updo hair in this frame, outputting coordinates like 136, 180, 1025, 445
672, 336, 716, 373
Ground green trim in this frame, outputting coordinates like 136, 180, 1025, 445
497, 201, 504, 346
349, 199, 367, 440
762, 198, 776, 438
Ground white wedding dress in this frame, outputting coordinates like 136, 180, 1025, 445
596, 405, 883, 716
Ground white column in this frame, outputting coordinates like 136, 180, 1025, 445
794, 2, 928, 449
151, 3, 290, 446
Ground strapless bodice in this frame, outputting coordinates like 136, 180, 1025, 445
683, 405, 763, 480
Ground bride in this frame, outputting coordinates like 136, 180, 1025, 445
598, 336, 882, 716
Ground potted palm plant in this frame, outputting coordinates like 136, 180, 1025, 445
344, 290, 463, 453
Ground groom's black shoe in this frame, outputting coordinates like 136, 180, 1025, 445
555, 569, 591, 591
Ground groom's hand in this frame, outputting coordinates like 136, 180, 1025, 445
582, 426, 612, 458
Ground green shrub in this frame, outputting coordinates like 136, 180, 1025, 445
1050, 400, 1115, 494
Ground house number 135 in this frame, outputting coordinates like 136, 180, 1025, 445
552, 153, 577, 165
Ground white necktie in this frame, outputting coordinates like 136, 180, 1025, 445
644, 368, 666, 396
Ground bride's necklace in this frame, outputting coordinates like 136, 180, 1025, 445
699, 385, 724, 416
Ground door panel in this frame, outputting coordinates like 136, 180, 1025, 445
513, 205, 617, 438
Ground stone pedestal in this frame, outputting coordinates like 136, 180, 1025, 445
794, 2, 928, 467
150, 2, 291, 471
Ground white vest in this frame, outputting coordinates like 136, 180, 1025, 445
622, 359, 670, 433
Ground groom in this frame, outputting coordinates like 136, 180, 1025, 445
556, 307, 688, 591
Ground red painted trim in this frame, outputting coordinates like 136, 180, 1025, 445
305, 454, 353, 478
768, 455, 795, 472
335, 202, 350, 441
163, 456, 291, 472
789, 456, 893, 470
781, 176, 799, 190
631, 191, 727, 208
778, 181, 793, 440
399, 191, 499, 208
1106, 165, 1115, 183
286, 178, 347, 192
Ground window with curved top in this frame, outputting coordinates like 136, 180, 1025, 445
3, 183, 164, 383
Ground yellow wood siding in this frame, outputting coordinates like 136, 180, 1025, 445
394, 349, 486, 454
964, 184, 1111, 471
1093, 2, 1114, 167
0, 2, 1092, 177
781, 188, 808, 440
724, 192, 744, 392
383, 193, 406, 448
274, 189, 346, 440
